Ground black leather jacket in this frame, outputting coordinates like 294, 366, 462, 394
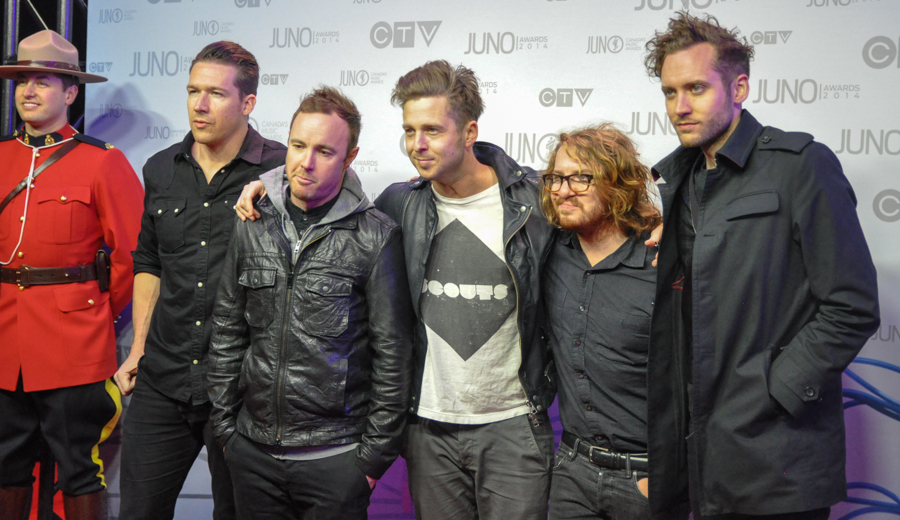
208, 167, 414, 479
375, 142, 556, 416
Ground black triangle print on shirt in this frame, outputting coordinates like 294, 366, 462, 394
421, 219, 515, 361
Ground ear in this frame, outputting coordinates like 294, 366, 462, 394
463, 119, 478, 148
64, 84, 79, 106
732, 73, 749, 105
242, 93, 257, 116
343, 146, 360, 170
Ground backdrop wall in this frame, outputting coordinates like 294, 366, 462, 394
83, 1, 900, 518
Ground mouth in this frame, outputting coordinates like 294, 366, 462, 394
675, 121, 699, 131
192, 120, 212, 129
20, 102, 39, 109
412, 156, 434, 166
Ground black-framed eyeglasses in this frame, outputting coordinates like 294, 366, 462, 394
541, 173, 594, 193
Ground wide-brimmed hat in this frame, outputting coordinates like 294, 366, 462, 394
0, 30, 107, 83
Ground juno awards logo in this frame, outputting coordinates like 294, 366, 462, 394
863, 36, 899, 69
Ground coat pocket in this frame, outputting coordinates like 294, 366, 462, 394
298, 273, 353, 338
724, 190, 779, 221
36, 186, 92, 244
151, 198, 186, 253
239, 268, 277, 329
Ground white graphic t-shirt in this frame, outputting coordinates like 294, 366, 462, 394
417, 183, 530, 424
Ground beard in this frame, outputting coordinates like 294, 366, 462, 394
554, 196, 607, 234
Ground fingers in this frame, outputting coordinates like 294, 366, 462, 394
114, 371, 135, 396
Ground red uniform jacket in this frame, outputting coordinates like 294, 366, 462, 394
0, 125, 144, 392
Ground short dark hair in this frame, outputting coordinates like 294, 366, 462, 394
540, 124, 661, 236
391, 60, 483, 130
644, 11, 754, 85
190, 41, 259, 98
290, 86, 362, 154
54, 73, 78, 90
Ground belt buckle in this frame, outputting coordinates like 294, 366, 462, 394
587, 445, 606, 466
16, 265, 31, 288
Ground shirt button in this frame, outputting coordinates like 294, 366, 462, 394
60, 195, 67, 202
204, 202, 210, 208
578, 373, 585, 379
193, 360, 199, 365
174, 208, 179, 213
574, 339, 582, 346
586, 405, 593, 411
201, 241, 207, 246
157, 209, 163, 214
198, 282, 204, 288
17, 252, 24, 258
196, 321, 202, 326
579, 305, 585, 312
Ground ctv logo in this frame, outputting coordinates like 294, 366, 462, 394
750, 31, 792, 45
89, 62, 113, 73
234, 0, 272, 7
370, 21, 441, 48
539, 88, 593, 107
863, 36, 900, 69
261, 74, 289, 86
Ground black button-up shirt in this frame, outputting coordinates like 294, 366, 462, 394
132, 127, 286, 404
543, 231, 656, 453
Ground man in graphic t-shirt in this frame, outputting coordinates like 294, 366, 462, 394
374, 60, 556, 520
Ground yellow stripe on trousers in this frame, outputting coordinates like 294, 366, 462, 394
91, 378, 123, 489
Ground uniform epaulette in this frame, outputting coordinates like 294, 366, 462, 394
758, 127, 814, 154
74, 133, 115, 150
0, 132, 17, 142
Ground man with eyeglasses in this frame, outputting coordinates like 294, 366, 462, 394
540, 125, 685, 520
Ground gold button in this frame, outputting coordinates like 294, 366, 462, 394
17, 252, 24, 258
157, 209, 163, 214
18, 286, 25, 291
174, 208, 179, 213
60, 195, 67, 202
204, 202, 209, 208
193, 359, 199, 365
88, 299, 95, 305
197, 282, 203, 288
30, 184, 35, 189
19, 216, 25, 222
196, 321, 202, 326
200, 241, 207, 246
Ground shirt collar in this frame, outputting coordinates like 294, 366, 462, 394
15, 124, 75, 148
176, 124, 267, 166
560, 230, 647, 270
713, 109, 763, 169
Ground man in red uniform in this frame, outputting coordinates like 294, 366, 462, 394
0, 30, 144, 519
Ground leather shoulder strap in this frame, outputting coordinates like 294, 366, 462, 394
0, 139, 80, 216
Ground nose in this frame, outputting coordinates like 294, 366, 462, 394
301, 149, 315, 171
193, 92, 209, 113
675, 92, 691, 117
556, 178, 576, 198
413, 131, 428, 151
20, 80, 36, 97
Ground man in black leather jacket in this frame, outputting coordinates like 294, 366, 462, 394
207, 87, 414, 520
374, 60, 555, 520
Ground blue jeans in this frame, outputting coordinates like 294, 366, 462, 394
550, 441, 683, 520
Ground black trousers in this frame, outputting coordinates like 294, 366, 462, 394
119, 377, 235, 520
224, 433, 373, 520
0, 375, 120, 496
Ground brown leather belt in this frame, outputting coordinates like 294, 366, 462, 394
0, 264, 97, 288
561, 431, 648, 472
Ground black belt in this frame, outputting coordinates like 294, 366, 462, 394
1, 264, 97, 288
561, 431, 648, 472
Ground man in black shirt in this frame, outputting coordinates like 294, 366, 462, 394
541, 125, 676, 520
114, 41, 286, 520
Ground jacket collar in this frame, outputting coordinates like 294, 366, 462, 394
15, 124, 74, 148
652, 109, 764, 185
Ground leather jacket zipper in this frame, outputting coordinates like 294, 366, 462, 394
274, 228, 328, 444
502, 201, 537, 420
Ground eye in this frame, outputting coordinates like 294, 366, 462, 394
663, 89, 674, 98
319, 149, 333, 157
691, 84, 704, 93
404, 128, 414, 136
577, 174, 593, 184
